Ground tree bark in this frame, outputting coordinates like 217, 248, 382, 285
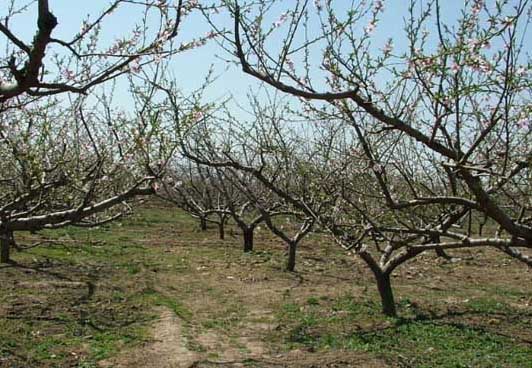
435, 247, 452, 260
286, 241, 297, 272
1, 230, 12, 264
243, 227, 254, 252
218, 221, 225, 240
199, 217, 207, 231
478, 212, 488, 236
373, 271, 396, 317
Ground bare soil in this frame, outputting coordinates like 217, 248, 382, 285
0, 205, 530, 367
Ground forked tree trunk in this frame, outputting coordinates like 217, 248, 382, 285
243, 227, 254, 252
286, 241, 297, 272
1, 230, 12, 264
372, 271, 396, 317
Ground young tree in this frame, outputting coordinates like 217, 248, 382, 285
210, 0, 531, 315
213, 167, 284, 253
171, 90, 322, 271
160, 158, 232, 236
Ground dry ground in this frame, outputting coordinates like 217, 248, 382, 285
0, 202, 530, 367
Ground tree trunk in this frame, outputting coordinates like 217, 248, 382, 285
430, 234, 451, 260
467, 209, 472, 236
479, 213, 488, 236
373, 271, 396, 317
1, 230, 11, 264
218, 221, 225, 240
286, 241, 297, 272
199, 217, 207, 231
435, 247, 452, 260
243, 228, 254, 252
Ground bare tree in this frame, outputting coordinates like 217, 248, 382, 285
0, 0, 212, 263
0, 90, 171, 262
160, 158, 232, 236
0, 0, 207, 104
213, 167, 284, 253
203, 0, 532, 315
168, 90, 323, 271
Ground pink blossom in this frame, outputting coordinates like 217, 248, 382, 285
516, 66, 528, 76
80, 21, 90, 34
191, 111, 204, 122
372, 163, 384, 174
178, 38, 207, 51
517, 118, 530, 129
130, 59, 142, 73
298, 76, 309, 86
502, 16, 514, 28
374, 0, 384, 13
471, 59, 492, 74
364, 20, 376, 34
466, 38, 478, 51
401, 69, 413, 78
205, 31, 218, 39
154, 53, 164, 64
186, 0, 199, 8
273, 12, 289, 28
450, 62, 461, 73
285, 58, 295, 73
382, 39, 393, 55
322, 54, 332, 70
158, 26, 174, 42
62, 69, 76, 80
471, 0, 483, 16
419, 57, 435, 69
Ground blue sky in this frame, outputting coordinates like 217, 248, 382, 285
1, 1, 421, 99
2, 0, 529, 117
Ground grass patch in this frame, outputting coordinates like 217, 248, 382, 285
340, 321, 531, 367
2, 203, 530, 367
0, 205, 193, 366
274, 295, 532, 367
142, 289, 193, 321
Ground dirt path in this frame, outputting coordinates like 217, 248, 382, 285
100, 306, 273, 368
101, 305, 385, 367
100, 307, 199, 368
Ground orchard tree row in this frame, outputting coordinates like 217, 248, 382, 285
1, 0, 530, 317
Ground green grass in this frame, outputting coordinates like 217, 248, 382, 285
141, 288, 193, 321
1, 203, 531, 367
275, 295, 532, 367
0, 205, 191, 366
339, 321, 531, 368
0, 312, 149, 366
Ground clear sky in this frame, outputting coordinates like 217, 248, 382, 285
0, 1, 431, 99
1, 0, 529, 116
